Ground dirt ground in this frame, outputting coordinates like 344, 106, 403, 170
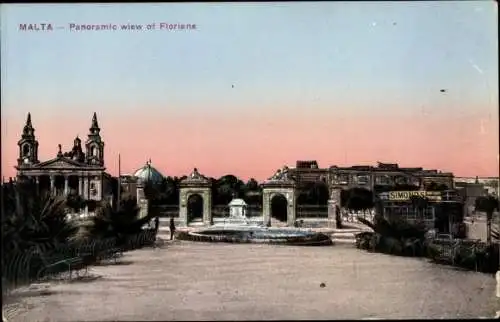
4, 240, 499, 321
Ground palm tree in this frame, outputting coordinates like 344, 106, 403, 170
475, 196, 499, 244
2, 182, 78, 255
86, 197, 156, 243
2, 184, 79, 287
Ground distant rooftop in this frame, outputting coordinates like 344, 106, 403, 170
296, 160, 319, 169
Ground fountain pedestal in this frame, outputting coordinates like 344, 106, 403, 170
226, 198, 250, 225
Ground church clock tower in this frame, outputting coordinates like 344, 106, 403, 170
85, 112, 105, 166
17, 113, 39, 166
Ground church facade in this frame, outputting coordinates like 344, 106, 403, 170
15, 112, 113, 202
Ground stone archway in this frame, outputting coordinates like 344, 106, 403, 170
179, 168, 212, 227
270, 193, 288, 221
262, 167, 296, 226
187, 193, 204, 223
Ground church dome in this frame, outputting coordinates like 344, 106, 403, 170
133, 160, 164, 184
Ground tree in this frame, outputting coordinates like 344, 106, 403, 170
245, 178, 260, 192
143, 176, 180, 205
86, 197, 155, 242
308, 181, 329, 205
345, 188, 374, 213
2, 183, 78, 258
66, 193, 86, 213
475, 195, 499, 244
212, 174, 245, 205
297, 181, 329, 205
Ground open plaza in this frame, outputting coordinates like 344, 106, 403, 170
4, 241, 499, 321
3, 113, 499, 321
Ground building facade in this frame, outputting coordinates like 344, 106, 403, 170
15, 112, 113, 201
289, 160, 455, 192
455, 176, 499, 197
378, 190, 464, 233
454, 176, 500, 217
120, 160, 165, 198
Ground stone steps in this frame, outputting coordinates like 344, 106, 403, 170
330, 230, 363, 245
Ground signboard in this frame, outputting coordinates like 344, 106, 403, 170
381, 190, 442, 202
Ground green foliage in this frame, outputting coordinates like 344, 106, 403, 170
297, 181, 329, 205
66, 193, 86, 212
342, 188, 373, 211
356, 206, 500, 273
356, 209, 428, 257
140, 175, 265, 206
2, 183, 79, 260
86, 197, 155, 242
144, 176, 179, 205
475, 195, 499, 218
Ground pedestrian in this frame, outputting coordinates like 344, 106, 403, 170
154, 216, 160, 232
169, 217, 176, 240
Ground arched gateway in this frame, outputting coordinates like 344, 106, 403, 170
179, 168, 212, 227
262, 166, 297, 226
175, 165, 343, 228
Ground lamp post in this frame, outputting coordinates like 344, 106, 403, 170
117, 153, 121, 211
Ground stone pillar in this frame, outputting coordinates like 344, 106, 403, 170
50, 175, 55, 196
328, 187, 342, 228
328, 200, 337, 228
138, 199, 149, 219
95, 178, 102, 201
83, 177, 89, 200
286, 192, 296, 227
64, 176, 69, 196
78, 176, 83, 196
202, 190, 212, 226
136, 183, 145, 205
262, 192, 271, 226
179, 190, 188, 227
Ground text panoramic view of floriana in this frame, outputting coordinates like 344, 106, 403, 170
1, 2, 499, 321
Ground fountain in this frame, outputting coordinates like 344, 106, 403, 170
179, 195, 333, 246
211, 196, 262, 229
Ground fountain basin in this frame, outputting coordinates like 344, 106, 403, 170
176, 226, 333, 246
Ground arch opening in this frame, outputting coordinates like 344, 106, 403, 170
22, 144, 30, 157
271, 194, 288, 222
187, 193, 204, 223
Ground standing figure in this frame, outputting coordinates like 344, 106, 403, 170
169, 217, 176, 240
154, 216, 160, 233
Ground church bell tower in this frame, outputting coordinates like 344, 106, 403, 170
85, 112, 105, 166
17, 113, 39, 166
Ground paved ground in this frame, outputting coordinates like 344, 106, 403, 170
4, 241, 499, 321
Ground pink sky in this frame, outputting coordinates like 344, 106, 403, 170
2, 108, 498, 182
2, 3, 498, 182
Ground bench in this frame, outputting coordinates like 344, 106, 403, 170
36, 255, 88, 281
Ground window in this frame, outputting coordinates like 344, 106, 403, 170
338, 174, 349, 185
376, 175, 391, 185
22, 144, 30, 157
395, 176, 408, 185
357, 175, 369, 185
91, 146, 97, 157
